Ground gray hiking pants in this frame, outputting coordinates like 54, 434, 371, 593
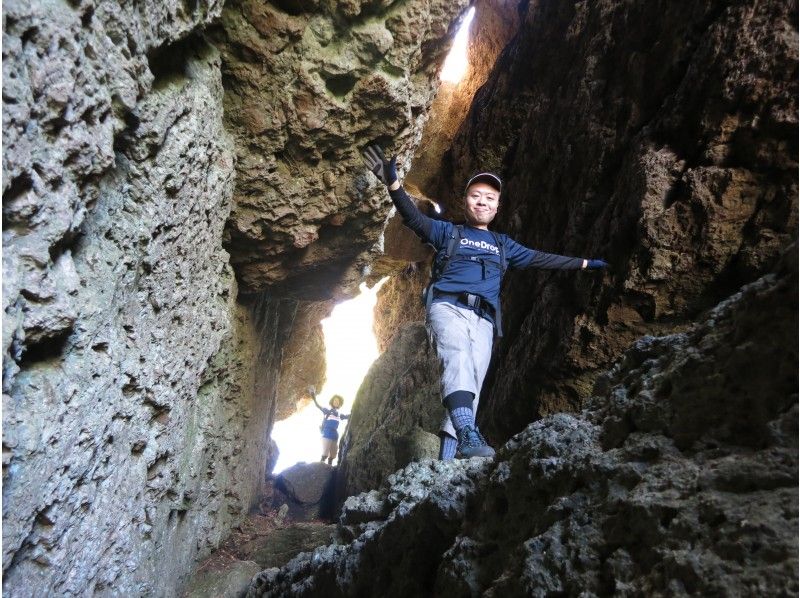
427, 301, 494, 439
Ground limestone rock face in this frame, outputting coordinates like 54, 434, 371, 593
432, 0, 798, 437
335, 322, 443, 503
1, 2, 285, 595
372, 267, 428, 352
275, 301, 329, 420
212, 0, 471, 297
247, 259, 797, 597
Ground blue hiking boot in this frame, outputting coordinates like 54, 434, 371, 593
456, 425, 495, 458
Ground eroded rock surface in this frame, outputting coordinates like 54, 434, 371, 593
2, 2, 278, 595
433, 0, 798, 438
248, 257, 798, 597
212, 0, 472, 297
336, 322, 442, 503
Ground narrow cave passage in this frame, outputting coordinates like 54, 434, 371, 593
271, 277, 389, 473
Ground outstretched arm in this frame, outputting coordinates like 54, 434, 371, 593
506, 238, 608, 270
362, 145, 433, 241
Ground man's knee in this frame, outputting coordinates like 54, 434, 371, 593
443, 390, 474, 409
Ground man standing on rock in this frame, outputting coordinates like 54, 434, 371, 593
363, 145, 608, 459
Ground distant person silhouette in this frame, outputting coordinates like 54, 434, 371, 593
309, 387, 349, 465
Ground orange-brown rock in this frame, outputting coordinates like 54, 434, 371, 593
212, 0, 472, 298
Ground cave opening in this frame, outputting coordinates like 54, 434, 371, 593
271, 277, 390, 473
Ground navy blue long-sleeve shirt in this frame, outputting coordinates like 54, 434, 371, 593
389, 185, 586, 317
314, 403, 349, 440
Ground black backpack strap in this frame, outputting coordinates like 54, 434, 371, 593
425, 224, 463, 314
440, 224, 463, 277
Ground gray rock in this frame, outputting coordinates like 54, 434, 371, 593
247, 262, 798, 597
1, 4, 284, 595
248, 458, 493, 598
277, 462, 334, 506
336, 322, 444, 504
247, 523, 336, 569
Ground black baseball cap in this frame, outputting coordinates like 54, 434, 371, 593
465, 172, 502, 193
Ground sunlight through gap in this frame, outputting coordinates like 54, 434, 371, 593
271, 277, 390, 473
440, 7, 475, 84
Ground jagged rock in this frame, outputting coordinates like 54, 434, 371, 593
429, 0, 798, 439
248, 458, 494, 598
336, 322, 444, 503
247, 260, 797, 596
211, 0, 473, 297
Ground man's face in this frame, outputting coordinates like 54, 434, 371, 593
464, 182, 500, 228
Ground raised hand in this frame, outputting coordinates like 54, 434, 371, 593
362, 144, 397, 186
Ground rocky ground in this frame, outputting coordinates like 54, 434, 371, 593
3, 0, 795, 595
184, 469, 338, 598
247, 254, 797, 597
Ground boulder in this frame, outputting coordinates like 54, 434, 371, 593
275, 462, 336, 521
336, 322, 444, 504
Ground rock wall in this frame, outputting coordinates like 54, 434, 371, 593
211, 0, 471, 297
275, 300, 329, 420
405, 0, 521, 196
1, 2, 281, 595
248, 254, 798, 597
2, 0, 485, 593
336, 322, 441, 502
431, 0, 798, 438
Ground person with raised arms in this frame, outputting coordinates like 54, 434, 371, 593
363, 145, 608, 459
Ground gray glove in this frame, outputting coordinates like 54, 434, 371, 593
362, 145, 397, 186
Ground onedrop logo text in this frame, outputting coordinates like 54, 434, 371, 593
460, 237, 500, 254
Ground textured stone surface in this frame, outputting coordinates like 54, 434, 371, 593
4, 0, 796, 595
247, 259, 797, 596
211, 0, 471, 297
248, 523, 336, 569
335, 322, 443, 503
405, 0, 521, 196
372, 267, 428, 351
429, 0, 799, 439
276, 301, 329, 420
185, 559, 262, 598
277, 462, 334, 506
248, 458, 494, 597
1, 2, 285, 595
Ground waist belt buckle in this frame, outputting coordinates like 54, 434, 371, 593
464, 293, 480, 309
